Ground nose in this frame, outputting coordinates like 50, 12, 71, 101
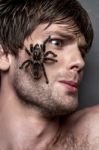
68, 51, 85, 73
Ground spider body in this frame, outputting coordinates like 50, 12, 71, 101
19, 36, 58, 84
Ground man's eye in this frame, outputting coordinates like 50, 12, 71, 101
49, 39, 63, 47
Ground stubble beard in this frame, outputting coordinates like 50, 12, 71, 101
12, 60, 78, 117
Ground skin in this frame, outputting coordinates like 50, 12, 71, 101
0, 23, 99, 150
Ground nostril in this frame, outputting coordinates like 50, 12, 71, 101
70, 65, 80, 71
70, 60, 85, 72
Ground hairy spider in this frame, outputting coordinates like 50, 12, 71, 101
19, 36, 58, 84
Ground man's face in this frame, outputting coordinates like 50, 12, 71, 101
10, 23, 86, 116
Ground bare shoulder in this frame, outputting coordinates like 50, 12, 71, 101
80, 105, 99, 141
69, 105, 99, 126
66, 105, 99, 148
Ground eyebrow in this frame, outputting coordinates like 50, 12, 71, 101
46, 31, 76, 39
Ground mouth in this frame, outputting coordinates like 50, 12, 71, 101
58, 80, 79, 92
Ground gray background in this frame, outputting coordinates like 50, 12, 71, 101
78, 0, 99, 108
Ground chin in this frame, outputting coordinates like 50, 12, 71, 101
43, 99, 79, 118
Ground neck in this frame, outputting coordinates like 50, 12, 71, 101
0, 82, 60, 150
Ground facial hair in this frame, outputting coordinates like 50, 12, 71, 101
12, 57, 78, 117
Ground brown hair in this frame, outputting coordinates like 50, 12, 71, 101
0, 0, 93, 55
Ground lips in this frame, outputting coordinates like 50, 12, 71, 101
59, 80, 78, 88
58, 80, 78, 92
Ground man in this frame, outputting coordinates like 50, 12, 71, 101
0, 0, 99, 149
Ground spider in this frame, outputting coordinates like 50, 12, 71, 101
19, 36, 58, 84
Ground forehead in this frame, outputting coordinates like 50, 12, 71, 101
24, 22, 86, 47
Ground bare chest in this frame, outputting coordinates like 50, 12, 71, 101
46, 132, 95, 150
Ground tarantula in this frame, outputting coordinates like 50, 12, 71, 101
19, 36, 58, 84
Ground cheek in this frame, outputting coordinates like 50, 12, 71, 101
44, 54, 63, 76
80, 71, 84, 81
45, 65, 57, 82
44, 61, 65, 85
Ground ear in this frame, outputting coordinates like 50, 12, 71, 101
0, 45, 11, 71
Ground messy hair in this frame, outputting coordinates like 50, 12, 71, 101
0, 0, 93, 55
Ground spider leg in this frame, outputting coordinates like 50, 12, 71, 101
19, 60, 32, 69
40, 44, 45, 54
44, 36, 51, 45
25, 48, 31, 56
41, 64, 49, 84
25, 61, 33, 69
44, 51, 57, 57
30, 44, 34, 53
44, 57, 58, 63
